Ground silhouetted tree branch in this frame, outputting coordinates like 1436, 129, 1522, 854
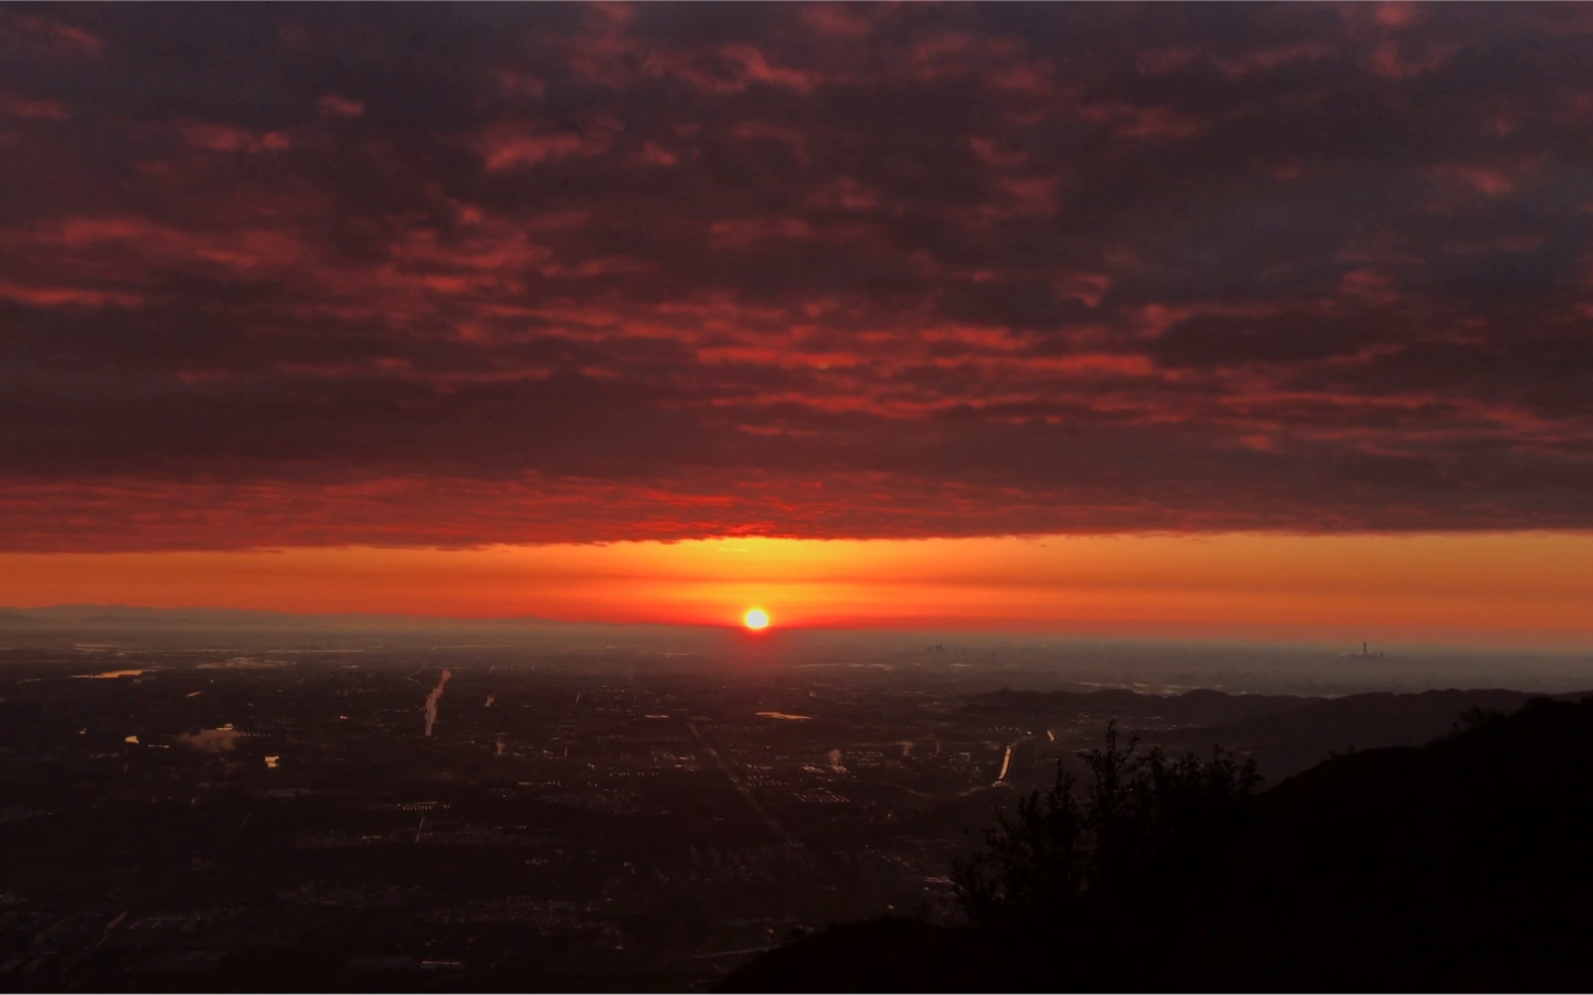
952, 722, 1259, 931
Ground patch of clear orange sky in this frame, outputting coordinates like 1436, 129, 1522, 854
3, 533, 1592, 647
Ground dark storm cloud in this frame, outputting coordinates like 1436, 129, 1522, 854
2, 1, 1592, 551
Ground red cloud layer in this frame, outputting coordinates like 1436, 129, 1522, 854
1, 3, 1591, 551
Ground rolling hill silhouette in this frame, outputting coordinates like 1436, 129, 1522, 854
1144, 687, 1569, 779
961, 686, 1319, 727
723, 695, 1593, 992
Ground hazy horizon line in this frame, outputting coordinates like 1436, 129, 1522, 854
6, 601, 1593, 657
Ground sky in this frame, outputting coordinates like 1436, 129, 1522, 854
2, 3, 1592, 642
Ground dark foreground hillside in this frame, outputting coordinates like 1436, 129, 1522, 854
723, 696, 1593, 993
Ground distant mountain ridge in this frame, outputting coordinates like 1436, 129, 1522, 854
962, 685, 1593, 781
1148, 686, 1567, 778
963, 686, 1322, 726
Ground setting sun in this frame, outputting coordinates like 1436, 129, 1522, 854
742, 607, 770, 630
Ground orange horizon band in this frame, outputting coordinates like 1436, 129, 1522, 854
1, 532, 1591, 648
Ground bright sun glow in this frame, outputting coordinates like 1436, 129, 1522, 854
743, 607, 770, 630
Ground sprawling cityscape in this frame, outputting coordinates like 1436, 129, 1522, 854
3, 609, 1590, 991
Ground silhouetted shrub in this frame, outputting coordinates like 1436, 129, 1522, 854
1451, 704, 1506, 735
727, 697, 1593, 993
952, 722, 1259, 931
